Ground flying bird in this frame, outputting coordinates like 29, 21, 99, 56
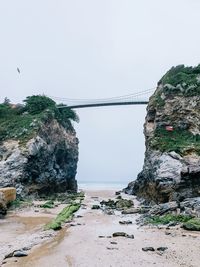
17, 68, 20, 74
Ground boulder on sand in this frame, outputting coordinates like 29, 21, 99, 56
0, 187, 16, 216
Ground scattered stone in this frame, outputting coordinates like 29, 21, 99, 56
112, 232, 126, 237
122, 208, 140, 214
115, 191, 121, 195
91, 205, 101, 210
0, 192, 7, 216
168, 222, 178, 227
116, 199, 134, 209
142, 247, 155, 252
126, 234, 134, 239
119, 220, 132, 225
13, 250, 28, 257
165, 232, 171, 235
98, 235, 105, 238
110, 241, 118, 245
76, 215, 83, 218
112, 232, 134, 239
34, 209, 39, 212
104, 210, 114, 215
100, 199, 116, 208
106, 247, 119, 250
157, 247, 168, 252
22, 246, 31, 251
106, 236, 112, 238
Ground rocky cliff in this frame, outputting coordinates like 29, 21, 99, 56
126, 65, 200, 203
0, 96, 79, 197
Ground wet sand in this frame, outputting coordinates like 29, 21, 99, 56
2, 190, 200, 267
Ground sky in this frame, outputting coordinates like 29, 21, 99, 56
0, 0, 200, 184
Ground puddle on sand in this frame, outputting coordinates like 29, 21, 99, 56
5, 227, 68, 267
0, 215, 52, 245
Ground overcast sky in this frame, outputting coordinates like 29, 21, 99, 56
0, 1, 200, 184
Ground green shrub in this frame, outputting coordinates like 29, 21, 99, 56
159, 64, 200, 97
23, 95, 56, 115
0, 95, 79, 143
56, 104, 79, 123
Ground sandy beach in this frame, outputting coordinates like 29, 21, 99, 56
1, 189, 200, 267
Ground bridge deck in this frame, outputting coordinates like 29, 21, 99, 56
65, 101, 149, 109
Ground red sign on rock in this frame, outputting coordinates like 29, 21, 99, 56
165, 126, 174, 131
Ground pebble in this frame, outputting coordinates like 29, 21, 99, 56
13, 250, 28, 257
119, 220, 132, 225
76, 215, 83, 218
112, 232, 134, 239
157, 247, 168, 251
142, 247, 155, 252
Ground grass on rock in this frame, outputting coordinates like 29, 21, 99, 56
150, 128, 200, 155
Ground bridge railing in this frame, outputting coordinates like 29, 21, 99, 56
49, 88, 155, 109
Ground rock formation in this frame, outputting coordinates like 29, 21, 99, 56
0, 96, 79, 197
126, 65, 200, 203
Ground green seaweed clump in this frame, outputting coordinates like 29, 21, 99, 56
183, 218, 200, 231
9, 199, 33, 209
40, 200, 55, 209
146, 214, 193, 225
45, 203, 81, 230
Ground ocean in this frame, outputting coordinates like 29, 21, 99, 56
78, 181, 128, 191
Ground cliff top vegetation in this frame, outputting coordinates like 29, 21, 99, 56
0, 95, 79, 144
149, 64, 200, 155
158, 64, 200, 97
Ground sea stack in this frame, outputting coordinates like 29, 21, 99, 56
126, 65, 200, 203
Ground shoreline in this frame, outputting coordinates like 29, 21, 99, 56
1, 189, 200, 267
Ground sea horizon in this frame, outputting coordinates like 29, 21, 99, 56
78, 181, 129, 191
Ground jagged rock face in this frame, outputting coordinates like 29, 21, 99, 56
0, 119, 78, 197
127, 65, 200, 203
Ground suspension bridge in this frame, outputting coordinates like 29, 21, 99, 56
50, 88, 154, 109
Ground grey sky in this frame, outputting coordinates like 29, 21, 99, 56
0, 1, 200, 183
